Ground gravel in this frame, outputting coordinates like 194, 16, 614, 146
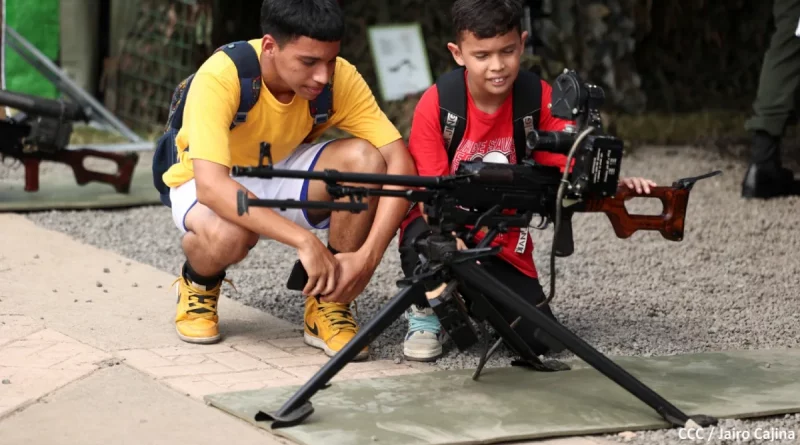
16, 143, 800, 444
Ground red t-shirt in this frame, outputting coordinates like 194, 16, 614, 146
400, 71, 575, 279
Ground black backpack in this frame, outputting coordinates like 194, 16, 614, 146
151, 40, 333, 207
435, 66, 542, 165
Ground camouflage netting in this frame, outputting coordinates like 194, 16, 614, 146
107, 0, 780, 146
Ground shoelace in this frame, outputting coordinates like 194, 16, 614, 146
317, 301, 358, 333
172, 277, 235, 318
409, 311, 441, 334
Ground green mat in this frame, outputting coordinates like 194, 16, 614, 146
0, 165, 161, 211
205, 349, 800, 445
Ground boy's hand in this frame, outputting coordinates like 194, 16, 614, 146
620, 177, 657, 194
297, 235, 341, 297
320, 251, 375, 304
454, 232, 468, 251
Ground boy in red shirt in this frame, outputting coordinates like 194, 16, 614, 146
398, 0, 655, 361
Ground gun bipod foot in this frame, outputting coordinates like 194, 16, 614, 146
660, 411, 718, 429
511, 357, 571, 372
688, 414, 719, 428
254, 401, 314, 428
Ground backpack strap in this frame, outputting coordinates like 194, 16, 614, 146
302, 77, 334, 143
511, 70, 542, 163
309, 82, 333, 125
162, 41, 262, 133
436, 67, 468, 164
216, 41, 262, 130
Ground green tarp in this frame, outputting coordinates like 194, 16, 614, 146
5, 0, 60, 98
206, 349, 800, 445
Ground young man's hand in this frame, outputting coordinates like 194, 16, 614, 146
297, 235, 341, 297
319, 251, 375, 304
620, 177, 657, 194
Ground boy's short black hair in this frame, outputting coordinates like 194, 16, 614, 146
260, 0, 345, 46
451, 0, 524, 42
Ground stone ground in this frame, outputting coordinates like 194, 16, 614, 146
0, 213, 615, 445
1, 141, 799, 444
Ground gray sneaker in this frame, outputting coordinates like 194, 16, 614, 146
403, 304, 444, 361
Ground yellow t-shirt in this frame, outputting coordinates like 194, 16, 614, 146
162, 39, 402, 188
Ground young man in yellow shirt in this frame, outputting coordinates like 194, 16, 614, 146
160, 0, 415, 360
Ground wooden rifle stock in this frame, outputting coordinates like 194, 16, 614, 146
581, 184, 691, 241
568, 170, 722, 242
20, 149, 139, 193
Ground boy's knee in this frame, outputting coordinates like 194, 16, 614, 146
192, 213, 258, 264
212, 224, 258, 263
338, 138, 387, 174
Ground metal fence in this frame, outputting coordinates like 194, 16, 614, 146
107, 0, 214, 134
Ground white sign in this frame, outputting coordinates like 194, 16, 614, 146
367, 23, 433, 101
1, 0, 5, 90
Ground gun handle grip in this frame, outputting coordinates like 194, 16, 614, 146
553, 216, 574, 257
22, 158, 41, 192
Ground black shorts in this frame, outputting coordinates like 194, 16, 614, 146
398, 216, 563, 356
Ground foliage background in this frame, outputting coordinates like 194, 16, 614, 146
108, 0, 788, 149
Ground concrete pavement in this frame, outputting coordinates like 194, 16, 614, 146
0, 213, 620, 445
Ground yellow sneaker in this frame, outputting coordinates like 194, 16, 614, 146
304, 296, 368, 361
173, 274, 230, 344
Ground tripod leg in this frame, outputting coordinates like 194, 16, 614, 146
457, 284, 568, 379
256, 281, 428, 428
451, 261, 717, 429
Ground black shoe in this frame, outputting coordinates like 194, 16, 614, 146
741, 162, 800, 199
741, 131, 799, 199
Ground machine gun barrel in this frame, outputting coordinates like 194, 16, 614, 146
231, 165, 450, 188
0, 89, 87, 122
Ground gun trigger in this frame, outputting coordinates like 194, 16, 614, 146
672, 170, 722, 190
561, 198, 581, 208
531, 215, 548, 230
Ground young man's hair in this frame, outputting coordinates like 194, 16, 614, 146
451, 0, 524, 42
260, 0, 345, 46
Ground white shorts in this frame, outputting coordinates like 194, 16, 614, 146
170, 140, 334, 234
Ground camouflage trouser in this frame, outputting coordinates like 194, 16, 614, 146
744, 0, 800, 137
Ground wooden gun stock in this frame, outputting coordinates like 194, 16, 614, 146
573, 170, 722, 242
21, 149, 139, 193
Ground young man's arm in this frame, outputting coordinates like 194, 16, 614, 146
327, 60, 420, 267
183, 68, 338, 294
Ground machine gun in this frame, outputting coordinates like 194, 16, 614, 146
229, 69, 721, 430
0, 89, 139, 193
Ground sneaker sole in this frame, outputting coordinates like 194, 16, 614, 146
403, 345, 442, 362
304, 332, 369, 361
176, 326, 221, 344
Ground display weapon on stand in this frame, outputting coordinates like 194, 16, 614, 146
230, 69, 722, 430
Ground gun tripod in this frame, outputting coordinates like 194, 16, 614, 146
254, 230, 718, 431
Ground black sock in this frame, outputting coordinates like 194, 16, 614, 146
182, 260, 225, 288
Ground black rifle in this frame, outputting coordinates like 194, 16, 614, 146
0, 89, 139, 193
230, 69, 720, 430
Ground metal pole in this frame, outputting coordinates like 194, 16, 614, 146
5, 26, 143, 143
